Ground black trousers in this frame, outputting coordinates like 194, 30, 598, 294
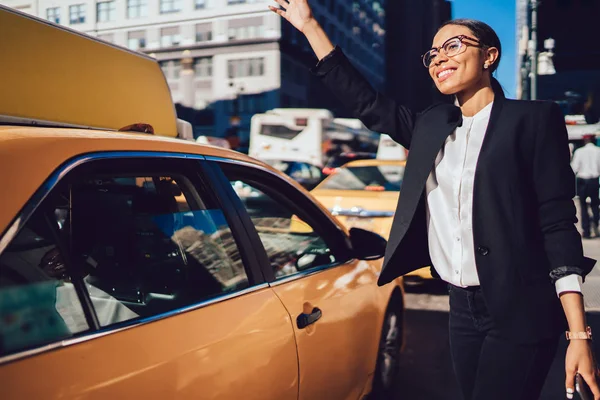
577, 177, 600, 236
448, 284, 560, 400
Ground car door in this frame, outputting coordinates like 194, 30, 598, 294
0, 154, 298, 400
213, 159, 384, 400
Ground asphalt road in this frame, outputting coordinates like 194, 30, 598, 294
391, 226, 600, 400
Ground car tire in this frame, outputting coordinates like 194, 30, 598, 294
371, 293, 403, 399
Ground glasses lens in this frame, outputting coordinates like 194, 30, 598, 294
423, 50, 436, 68
444, 39, 463, 56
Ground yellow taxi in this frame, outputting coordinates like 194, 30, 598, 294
0, 6, 404, 399
311, 159, 433, 282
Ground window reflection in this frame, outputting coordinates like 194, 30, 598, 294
230, 180, 335, 278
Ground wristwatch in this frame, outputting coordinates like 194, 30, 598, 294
566, 326, 593, 340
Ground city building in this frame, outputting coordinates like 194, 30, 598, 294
517, 0, 600, 117
384, 0, 452, 112
1, 0, 388, 145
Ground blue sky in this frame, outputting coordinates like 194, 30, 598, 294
451, 0, 517, 98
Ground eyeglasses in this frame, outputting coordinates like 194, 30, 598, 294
422, 35, 483, 68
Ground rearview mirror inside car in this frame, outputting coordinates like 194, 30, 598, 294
349, 227, 387, 260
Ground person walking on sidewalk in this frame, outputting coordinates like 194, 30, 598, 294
270, 2, 599, 399
571, 134, 600, 238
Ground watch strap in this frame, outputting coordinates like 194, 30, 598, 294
566, 326, 593, 340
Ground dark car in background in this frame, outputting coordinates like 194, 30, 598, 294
264, 160, 324, 190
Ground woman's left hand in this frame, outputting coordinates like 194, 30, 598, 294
565, 340, 600, 399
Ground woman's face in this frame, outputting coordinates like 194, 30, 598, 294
427, 24, 492, 95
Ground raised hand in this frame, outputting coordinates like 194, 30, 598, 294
269, 0, 314, 33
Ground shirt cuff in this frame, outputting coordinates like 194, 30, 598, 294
555, 274, 583, 296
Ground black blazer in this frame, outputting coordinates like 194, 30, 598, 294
313, 47, 595, 343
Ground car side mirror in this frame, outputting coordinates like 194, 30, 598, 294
349, 227, 387, 260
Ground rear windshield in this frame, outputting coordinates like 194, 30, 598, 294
319, 165, 405, 191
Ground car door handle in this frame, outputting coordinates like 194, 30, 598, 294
297, 307, 322, 329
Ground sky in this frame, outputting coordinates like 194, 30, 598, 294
451, 0, 517, 98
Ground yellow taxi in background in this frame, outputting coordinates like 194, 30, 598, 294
0, 6, 405, 399
311, 159, 433, 282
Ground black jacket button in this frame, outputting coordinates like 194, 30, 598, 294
477, 246, 490, 256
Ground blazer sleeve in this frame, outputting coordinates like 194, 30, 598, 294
532, 102, 595, 279
310, 46, 415, 149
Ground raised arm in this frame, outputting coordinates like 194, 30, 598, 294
269, 0, 415, 149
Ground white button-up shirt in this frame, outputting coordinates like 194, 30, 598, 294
425, 102, 581, 295
571, 142, 600, 179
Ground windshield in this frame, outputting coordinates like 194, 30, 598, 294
319, 165, 405, 191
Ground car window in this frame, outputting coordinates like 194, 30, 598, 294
289, 163, 311, 180
318, 165, 405, 191
309, 165, 322, 180
69, 167, 249, 325
224, 167, 339, 279
0, 196, 90, 356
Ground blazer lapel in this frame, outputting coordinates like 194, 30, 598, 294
383, 103, 462, 265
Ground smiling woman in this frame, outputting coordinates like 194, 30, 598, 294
425, 19, 503, 106
270, 1, 600, 399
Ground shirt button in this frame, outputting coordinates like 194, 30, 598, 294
456, 237, 461, 242
477, 246, 490, 256
455, 270, 459, 275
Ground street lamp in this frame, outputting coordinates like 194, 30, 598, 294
529, 0, 539, 100
226, 80, 245, 150
537, 38, 556, 76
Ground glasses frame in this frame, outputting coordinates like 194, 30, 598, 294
422, 35, 484, 68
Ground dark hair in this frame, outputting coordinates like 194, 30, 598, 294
438, 19, 504, 96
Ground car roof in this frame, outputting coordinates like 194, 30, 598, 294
0, 126, 262, 233
342, 159, 407, 167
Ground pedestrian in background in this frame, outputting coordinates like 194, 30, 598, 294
571, 134, 600, 238
270, 1, 599, 399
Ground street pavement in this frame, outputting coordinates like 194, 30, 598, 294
391, 201, 600, 400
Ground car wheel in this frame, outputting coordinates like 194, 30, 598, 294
371, 294, 403, 399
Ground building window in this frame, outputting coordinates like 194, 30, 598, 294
227, 58, 264, 78
159, 61, 170, 78
228, 0, 247, 4
159, 60, 181, 79
127, 31, 146, 50
227, 17, 265, 41
172, 60, 182, 79
127, 0, 147, 18
194, 57, 213, 77
69, 4, 86, 24
195, 0, 206, 9
46, 7, 60, 24
97, 1, 116, 22
196, 23, 212, 42
160, 27, 181, 47
160, 0, 181, 13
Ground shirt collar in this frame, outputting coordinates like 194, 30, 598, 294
462, 101, 494, 123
